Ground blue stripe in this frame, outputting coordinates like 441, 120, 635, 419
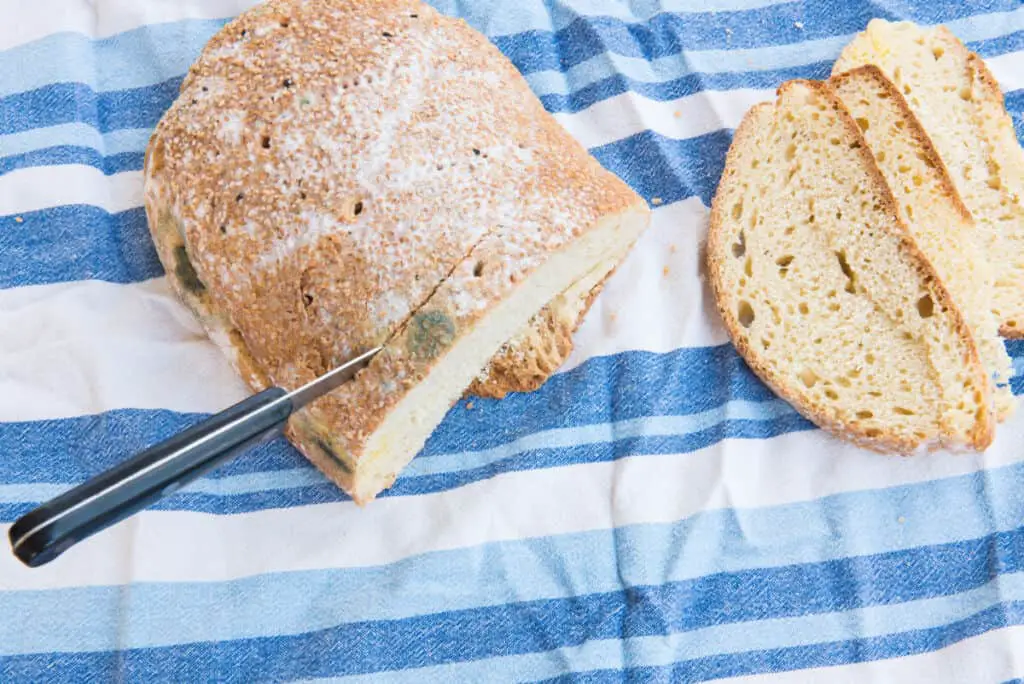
0, 77, 182, 137
2, 526, 1022, 680
539, 604, 1024, 683
0, 129, 729, 289
0, 207, 161, 288
4, 461, 1024, 656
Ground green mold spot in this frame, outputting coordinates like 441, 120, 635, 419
407, 310, 455, 360
173, 244, 206, 295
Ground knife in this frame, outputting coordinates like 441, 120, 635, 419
8, 346, 382, 568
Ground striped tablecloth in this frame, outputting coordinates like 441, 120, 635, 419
2, 1, 1023, 681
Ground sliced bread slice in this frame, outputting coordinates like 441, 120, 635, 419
707, 80, 993, 453
835, 19, 1024, 337
830, 65, 1015, 419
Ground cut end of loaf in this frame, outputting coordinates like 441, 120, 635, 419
708, 79, 993, 453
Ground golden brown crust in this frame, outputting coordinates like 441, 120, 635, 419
468, 265, 615, 398
707, 80, 993, 453
144, 0, 647, 500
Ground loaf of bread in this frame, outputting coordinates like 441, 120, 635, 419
835, 19, 1024, 338
707, 80, 992, 453
143, 0, 650, 503
830, 65, 1015, 419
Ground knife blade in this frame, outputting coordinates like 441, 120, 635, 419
8, 345, 382, 568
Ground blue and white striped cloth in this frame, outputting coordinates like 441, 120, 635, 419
2, 0, 1023, 681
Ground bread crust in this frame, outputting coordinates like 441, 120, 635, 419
144, 0, 648, 501
707, 80, 994, 454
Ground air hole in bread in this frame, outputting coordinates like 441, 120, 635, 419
283, 78, 294, 88
894, 407, 915, 416
987, 176, 1002, 191
837, 376, 852, 388
866, 353, 876, 365
473, 261, 485, 277
785, 143, 796, 161
824, 389, 839, 400
744, 257, 753, 277
353, 200, 364, 216
856, 410, 873, 419
798, 369, 818, 388
776, 255, 794, 268
958, 86, 972, 102
382, 31, 394, 38
219, 224, 227, 234
731, 230, 746, 258
905, 204, 914, 220
731, 199, 743, 220
737, 301, 755, 328
865, 428, 881, 438
235, 192, 244, 202
829, 137, 841, 146
798, 302, 809, 315
876, 150, 887, 163
917, 294, 935, 319
261, 135, 271, 149
835, 250, 857, 294
855, 117, 869, 132
302, 293, 314, 308
280, 17, 291, 27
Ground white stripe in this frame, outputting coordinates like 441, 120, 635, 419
719, 625, 1024, 684
0, 278, 248, 421
553, 88, 773, 150
563, 198, 727, 373
0, 167, 141, 216
3, 416, 1023, 591
1, 0, 261, 52
0, 200, 723, 422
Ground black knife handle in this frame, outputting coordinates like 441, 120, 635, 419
8, 387, 292, 568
